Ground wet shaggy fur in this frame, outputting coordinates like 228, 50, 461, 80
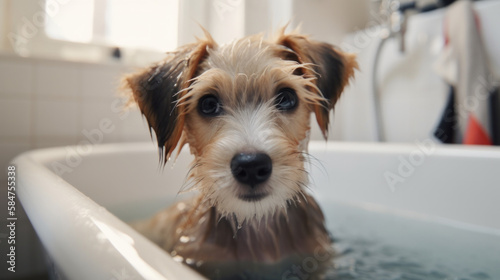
124, 29, 357, 279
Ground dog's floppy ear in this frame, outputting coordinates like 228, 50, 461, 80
124, 37, 216, 163
276, 31, 357, 139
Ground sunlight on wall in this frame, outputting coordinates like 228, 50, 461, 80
45, 0, 94, 43
44, 0, 179, 52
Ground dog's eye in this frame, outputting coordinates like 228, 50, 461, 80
275, 88, 298, 111
198, 95, 222, 116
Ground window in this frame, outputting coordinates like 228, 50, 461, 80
45, 0, 179, 52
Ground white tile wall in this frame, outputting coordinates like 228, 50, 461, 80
35, 61, 80, 99
0, 58, 33, 97
0, 55, 151, 181
0, 141, 31, 172
34, 99, 79, 140
120, 108, 153, 143
80, 99, 123, 143
0, 97, 31, 139
81, 64, 126, 99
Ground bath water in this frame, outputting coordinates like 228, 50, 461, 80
321, 202, 500, 280
111, 199, 500, 280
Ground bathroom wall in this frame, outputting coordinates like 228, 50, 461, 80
0, 55, 151, 180
290, 0, 370, 45
331, 0, 500, 143
0, 0, 375, 177
9, 1, 499, 178
0, 0, 5, 50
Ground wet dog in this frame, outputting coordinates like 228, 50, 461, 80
124, 28, 356, 279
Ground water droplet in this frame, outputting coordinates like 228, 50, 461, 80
173, 255, 184, 263
186, 258, 195, 265
170, 160, 177, 169
177, 202, 187, 211
196, 261, 204, 267
180, 235, 190, 243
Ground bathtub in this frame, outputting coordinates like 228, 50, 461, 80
14, 141, 500, 279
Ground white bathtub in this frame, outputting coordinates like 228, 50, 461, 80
14, 141, 500, 279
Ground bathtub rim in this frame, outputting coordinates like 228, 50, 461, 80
13, 143, 206, 280
12, 141, 500, 279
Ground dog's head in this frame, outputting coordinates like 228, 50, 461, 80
125, 30, 356, 224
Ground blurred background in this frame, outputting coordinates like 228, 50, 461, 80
0, 0, 499, 278
0, 0, 373, 178
2, 0, 499, 179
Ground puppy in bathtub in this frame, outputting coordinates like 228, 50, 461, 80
124, 28, 356, 279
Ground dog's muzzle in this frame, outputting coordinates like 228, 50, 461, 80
230, 153, 272, 189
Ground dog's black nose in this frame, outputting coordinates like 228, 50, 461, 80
231, 153, 272, 187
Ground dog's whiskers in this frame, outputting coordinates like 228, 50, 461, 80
177, 162, 205, 194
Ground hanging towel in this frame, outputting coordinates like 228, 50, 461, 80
433, 0, 498, 145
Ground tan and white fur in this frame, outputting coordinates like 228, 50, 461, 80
124, 28, 356, 279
